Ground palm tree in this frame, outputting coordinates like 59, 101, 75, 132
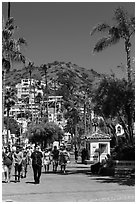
40, 64, 51, 122
90, 7, 135, 85
2, 17, 26, 145
4, 87, 17, 145
25, 61, 34, 120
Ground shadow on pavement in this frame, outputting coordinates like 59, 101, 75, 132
88, 175, 135, 186
25, 181, 36, 184
41, 164, 135, 187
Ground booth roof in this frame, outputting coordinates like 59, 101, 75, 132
86, 131, 111, 141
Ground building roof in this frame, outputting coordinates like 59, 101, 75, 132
86, 130, 111, 141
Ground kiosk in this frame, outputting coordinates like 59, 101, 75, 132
86, 130, 111, 163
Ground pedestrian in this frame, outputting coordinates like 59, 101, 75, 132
43, 148, 51, 172
21, 149, 28, 178
51, 146, 59, 172
2, 146, 13, 183
26, 146, 33, 165
74, 147, 78, 163
59, 145, 70, 174
13, 146, 23, 182
81, 148, 87, 164
31, 145, 43, 184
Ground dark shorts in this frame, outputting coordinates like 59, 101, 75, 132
15, 163, 22, 172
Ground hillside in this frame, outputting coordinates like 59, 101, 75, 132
4, 61, 103, 89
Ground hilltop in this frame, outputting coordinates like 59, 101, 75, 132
4, 61, 104, 89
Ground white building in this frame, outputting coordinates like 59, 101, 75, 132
86, 131, 111, 163
15, 78, 44, 101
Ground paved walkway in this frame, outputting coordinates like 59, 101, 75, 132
2, 156, 135, 202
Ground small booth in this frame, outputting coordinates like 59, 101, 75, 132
85, 131, 111, 163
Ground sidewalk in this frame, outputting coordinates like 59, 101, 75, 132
2, 156, 135, 202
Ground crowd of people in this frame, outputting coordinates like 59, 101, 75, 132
2, 144, 71, 184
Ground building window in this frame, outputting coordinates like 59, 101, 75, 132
117, 126, 121, 134
57, 114, 62, 121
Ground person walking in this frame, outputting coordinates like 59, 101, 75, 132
21, 148, 29, 178
31, 145, 43, 184
26, 146, 33, 165
51, 146, 59, 172
74, 147, 78, 163
43, 148, 51, 172
13, 146, 23, 182
81, 148, 88, 164
2, 146, 13, 183
59, 145, 70, 174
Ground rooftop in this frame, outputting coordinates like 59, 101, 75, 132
86, 130, 111, 141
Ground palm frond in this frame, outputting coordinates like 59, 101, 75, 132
114, 7, 128, 24
12, 52, 26, 64
17, 37, 27, 46
5, 17, 14, 28
113, 7, 134, 38
129, 17, 135, 35
93, 36, 120, 52
90, 23, 111, 36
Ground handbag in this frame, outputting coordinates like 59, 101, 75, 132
3, 156, 12, 166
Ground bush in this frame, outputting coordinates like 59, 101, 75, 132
111, 144, 135, 161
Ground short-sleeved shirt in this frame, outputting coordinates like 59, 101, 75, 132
13, 151, 23, 165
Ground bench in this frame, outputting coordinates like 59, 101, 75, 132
113, 160, 135, 178
85, 160, 95, 165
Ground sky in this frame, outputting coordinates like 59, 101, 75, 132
2, 1, 135, 77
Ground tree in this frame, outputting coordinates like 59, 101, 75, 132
2, 17, 26, 68
27, 122, 46, 146
40, 64, 51, 121
90, 7, 135, 84
4, 87, 17, 144
44, 122, 64, 146
34, 92, 43, 118
4, 117, 20, 135
92, 75, 135, 145
25, 61, 35, 120
27, 121, 64, 148
2, 16, 26, 143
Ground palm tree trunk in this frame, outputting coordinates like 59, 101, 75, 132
125, 39, 132, 85
75, 123, 78, 148
6, 108, 10, 145
45, 70, 49, 121
8, 2, 11, 19
33, 84, 36, 122
2, 69, 6, 132
84, 101, 86, 135
29, 71, 33, 120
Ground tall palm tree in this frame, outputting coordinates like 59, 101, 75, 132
90, 7, 135, 84
25, 61, 34, 120
40, 64, 51, 122
2, 17, 26, 145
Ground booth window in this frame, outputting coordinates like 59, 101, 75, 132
99, 143, 107, 153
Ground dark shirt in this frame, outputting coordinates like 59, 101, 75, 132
31, 150, 43, 166
52, 149, 59, 160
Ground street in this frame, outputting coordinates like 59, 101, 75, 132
2, 155, 135, 202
